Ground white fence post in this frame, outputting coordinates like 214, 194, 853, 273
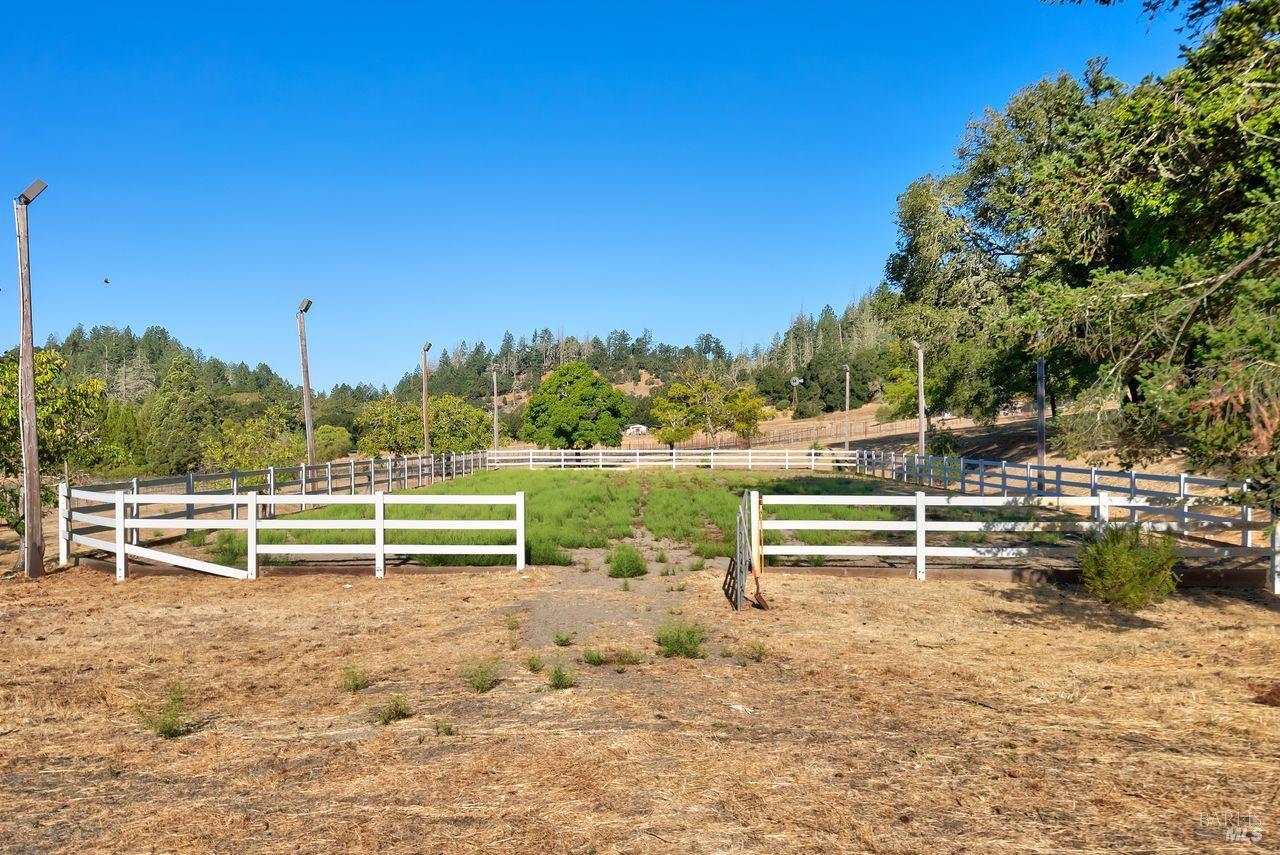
114, 490, 128, 582
131, 476, 140, 545
1178, 472, 1189, 533
1240, 481, 1251, 549
268, 466, 277, 518
231, 470, 239, 521
515, 491, 526, 571
1096, 492, 1111, 539
185, 472, 195, 520
977, 462, 986, 496
246, 492, 258, 581
1000, 461, 1008, 496
1269, 527, 1278, 597
914, 491, 926, 581
58, 482, 69, 566
327, 462, 333, 494
374, 491, 386, 579
1129, 471, 1138, 524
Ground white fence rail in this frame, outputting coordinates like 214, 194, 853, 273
730, 490, 1278, 601
60, 485, 525, 581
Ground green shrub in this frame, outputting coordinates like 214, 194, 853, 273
608, 544, 648, 578
184, 529, 208, 547
688, 557, 706, 572
525, 654, 544, 673
655, 618, 706, 659
548, 661, 577, 690
552, 630, 574, 647
582, 648, 606, 666
614, 648, 644, 666
338, 664, 368, 693
135, 683, 193, 739
461, 657, 500, 693
375, 694, 412, 725
1079, 526, 1179, 610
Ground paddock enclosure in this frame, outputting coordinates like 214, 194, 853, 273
56, 448, 1278, 597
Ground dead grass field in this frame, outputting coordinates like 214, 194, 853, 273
3, 557, 1279, 854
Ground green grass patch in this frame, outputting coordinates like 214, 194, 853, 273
552, 630, 575, 647
338, 664, 368, 693
655, 618, 707, 659
525, 654, 544, 673
548, 661, 576, 690
582, 648, 607, 666
375, 694, 412, 725
461, 657, 501, 693
134, 683, 194, 739
608, 544, 648, 578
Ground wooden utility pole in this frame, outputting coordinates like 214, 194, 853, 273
909, 340, 926, 455
491, 368, 499, 451
422, 343, 432, 455
1036, 356, 1046, 493
14, 180, 47, 577
297, 299, 315, 466
843, 363, 850, 452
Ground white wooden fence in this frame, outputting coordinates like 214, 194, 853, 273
728, 490, 1279, 606
59, 485, 525, 581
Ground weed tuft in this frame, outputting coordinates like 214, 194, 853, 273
525, 654, 545, 673
135, 683, 193, 739
553, 630, 575, 647
548, 661, 577, 690
582, 648, 607, 666
656, 617, 707, 659
608, 544, 648, 578
338, 664, 368, 693
375, 694, 412, 725
461, 657, 500, 693
615, 648, 644, 666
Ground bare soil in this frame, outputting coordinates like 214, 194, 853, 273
2, 558, 1277, 853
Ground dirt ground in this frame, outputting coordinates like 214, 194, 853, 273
2, 557, 1278, 853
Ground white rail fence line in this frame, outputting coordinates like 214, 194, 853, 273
59, 485, 525, 581
487, 446, 1264, 540
728, 491, 1279, 605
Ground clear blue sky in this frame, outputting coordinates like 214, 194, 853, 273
2, 1, 1184, 390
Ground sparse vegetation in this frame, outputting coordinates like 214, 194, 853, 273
548, 661, 577, 690
608, 544, 648, 578
338, 664, 368, 693
656, 617, 707, 659
582, 648, 606, 666
525, 654, 544, 673
434, 721, 455, 736
461, 657, 501, 693
134, 683, 193, 739
505, 612, 520, 631
1079, 526, 1179, 610
375, 694, 412, 725
553, 630, 574, 647
615, 648, 643, 666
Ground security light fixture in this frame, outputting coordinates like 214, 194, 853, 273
298, 298, 313, 314
17, 179, 47, 205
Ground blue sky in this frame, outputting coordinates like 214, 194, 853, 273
2, 1, 1184, 390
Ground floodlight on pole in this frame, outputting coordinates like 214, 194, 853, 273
13, 179, 47, 577
296, 299, 316, 466
908, 340, 926, 456
422, 343, 432, 455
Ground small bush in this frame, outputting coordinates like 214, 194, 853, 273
548, 661, 577, 690
375, 694, 412, 725
656, 550, 668, 564
927, 430, 960, 457
135, 683, 193, 739
434, 721, 455, 736
184, 529, 208, 547
338, 665, 368, 693
688, 558, 706, 572
608, 544, 648, 578
582, 648, 607, 666
615, 648, 644, 666
525, 654, 544, 673
1079, 526, 1179, 610
552, 630, 574, 647
505, 613, 520, 631
461, 657, 500, 693
655, 618, 707, 659
745, 641, 767, 662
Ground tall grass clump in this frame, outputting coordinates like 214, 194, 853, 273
135, 683, 193, 739
1079, 526, 1179, 610
548, 661, 577, 690
461, 657, 501, 693
338, 664, 368, 693
375, 694, 413, 725
655, 617, 707, 659
608, 544, 648, 578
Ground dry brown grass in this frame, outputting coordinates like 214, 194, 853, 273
2, 562, 1278, 853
